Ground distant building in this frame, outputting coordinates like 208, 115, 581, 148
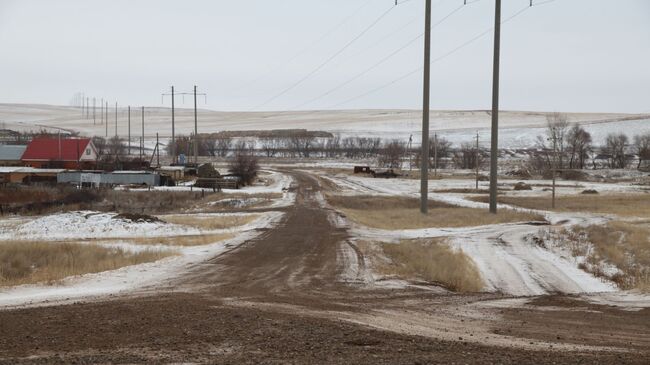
0, 145, 27, 166
21, 137, 98, 169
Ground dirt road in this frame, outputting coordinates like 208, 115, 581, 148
0, 171, 648, 364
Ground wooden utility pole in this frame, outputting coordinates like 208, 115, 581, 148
476, 132, 480, 190
114, 102, 118, 138
86, 97, 90, 119
434, 133, 438, 177
93, 98, 96, 125
156, 133, 160, 167
105, 101, 108, 138
141, 106, 145, 160
100, 98, 104, 125
171, 86, 176, 164
420, 0, 432, 215
193, 85, 198, 165
489, 0, 501, 214
128, 106, 131, 155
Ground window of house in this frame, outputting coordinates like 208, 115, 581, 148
85, 148, 91, 156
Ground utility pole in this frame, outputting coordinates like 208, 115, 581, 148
93, 98, 96, 125
100, 98, 104, 125
476, 132, 480, 190
489, 0, 501, 214
171, 86, 176, 164
420, 0, 432, 215
114, 102, 118, 138
156, 132, 160, 167
105, 101, 108, 138
86, 97, 90, 119
552, 127, 557, 209
141, 106, 145, 160
434, 133, 438, 177
128, 106, 131, 155
193, 85, 198, 165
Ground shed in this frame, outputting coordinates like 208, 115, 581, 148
0, 167, 65, 184
156, 166, 185, 180
0, 145, 27, 166
57, 171, 161, 187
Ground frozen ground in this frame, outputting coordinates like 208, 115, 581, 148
1, 103, 648, 148
0, 210, 285, 308
315, 170, 648, 298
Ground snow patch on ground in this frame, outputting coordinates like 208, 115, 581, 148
0, 211, 196, 241
0, 211, 285, 308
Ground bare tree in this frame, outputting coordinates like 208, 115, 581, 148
261, 137, 282, 158
545, 112, 570, 170
228, 151, 260, 186
378, 140, 405, 169
214, 137, 233, 157
566, 125, 592, 169
453, 143, 484, 169
604, 133, 629, 169
106, 136, 126, 156
429, 136, 451, 168
289, 135, 316, 158
634, 133, 650, 170
92, 136, 107, 156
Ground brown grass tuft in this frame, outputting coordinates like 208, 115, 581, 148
161, 214, 258, 230
470, 194, 650, 219
0, 242, 173, 287
379, 239, 483, 292
580, 222, 650, 290
327, 195, 544, 229
125, 233, 235, 247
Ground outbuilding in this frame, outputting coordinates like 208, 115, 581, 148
0, 145, 27, 166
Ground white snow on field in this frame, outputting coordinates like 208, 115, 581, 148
0, 210, 285, 308
316, 171, 640, 296
0, 211, 196, 240
2, 104, 648, 149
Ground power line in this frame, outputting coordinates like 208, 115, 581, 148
294, 1, 470, 109
232, 0, 376, 97
330, 3, 532, 109
251, 2, 399, 111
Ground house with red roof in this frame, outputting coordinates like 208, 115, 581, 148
21, 137, 98, 169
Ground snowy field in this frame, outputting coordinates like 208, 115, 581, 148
1, 103, 648, 148
315, 170, 650, 304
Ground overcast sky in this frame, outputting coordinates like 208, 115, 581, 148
0, 0, 648, 113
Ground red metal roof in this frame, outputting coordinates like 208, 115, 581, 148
22, 138, 91, 161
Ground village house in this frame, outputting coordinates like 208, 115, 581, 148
21, 137, 98, 169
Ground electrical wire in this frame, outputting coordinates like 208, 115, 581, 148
294, 2, 469, 109
250, 2, 399, 111
329, 4, 532, 109
228, 0, 375, 97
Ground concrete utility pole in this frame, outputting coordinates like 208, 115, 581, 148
420, 0, 432, 215
86, 97, 90, 119
128, 106, 131, 155
100, 98, 104, 125
489, 0, 501, 214
93, 98, 96, 125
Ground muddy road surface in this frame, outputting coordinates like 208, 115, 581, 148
0, 171, 648, 364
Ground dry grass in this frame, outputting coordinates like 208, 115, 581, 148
470, 194, 650, 218
327, 195, 544, 229
125, 233, 235, 247
378, 239, 483, 292
200, 193, 282, 211
580, 222, 650, 290
0, 241, 173, 287
161, 214, 258, 230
